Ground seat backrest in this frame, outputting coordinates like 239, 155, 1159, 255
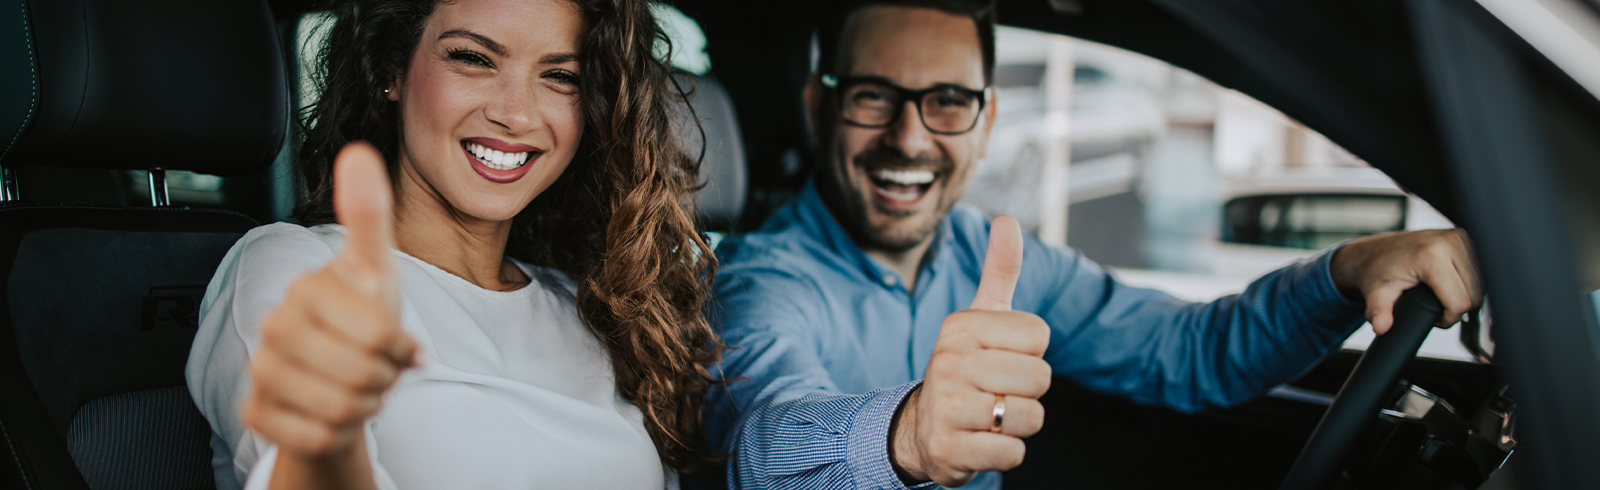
0, 208, 258, 490
0, 0, 285, 488
670, 74, 748, 231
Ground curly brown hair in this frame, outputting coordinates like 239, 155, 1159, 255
291, 0, 722, 471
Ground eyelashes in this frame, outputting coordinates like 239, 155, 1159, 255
442, 47, 580, 88
543, 70, 579, 86
445, 47, 492, 67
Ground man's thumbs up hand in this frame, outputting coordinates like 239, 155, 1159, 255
971, 215, 1024, 312
243, 142, 419, 462
890, 216, 1053, 487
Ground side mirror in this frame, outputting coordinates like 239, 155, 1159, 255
1222, 193, 1408, 250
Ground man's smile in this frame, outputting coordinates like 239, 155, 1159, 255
868, 167, 940, 204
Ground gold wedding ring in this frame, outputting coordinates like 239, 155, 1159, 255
989, 394, 1006, 433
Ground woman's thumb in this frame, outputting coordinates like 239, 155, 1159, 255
332, 142, 397, 302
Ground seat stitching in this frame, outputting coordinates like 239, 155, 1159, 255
0, 419, 34, 490
1, 1, 39, 483
2, 0, 38, 162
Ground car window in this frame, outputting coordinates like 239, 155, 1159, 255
1593, 289, 1600, 324
965, 26, 1476, 361
122, 169, 225, 205
296, 11, 337, 114
651, 3, 711, 76
1222, 194, 1408, 250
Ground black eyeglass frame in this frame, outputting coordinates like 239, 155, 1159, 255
820, 74, 992, 136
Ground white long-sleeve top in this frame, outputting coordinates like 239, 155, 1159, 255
186, 223, 671, 489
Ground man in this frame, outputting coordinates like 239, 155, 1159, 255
704, 1, 1483, 488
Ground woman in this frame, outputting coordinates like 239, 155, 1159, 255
185, 0, 719, 488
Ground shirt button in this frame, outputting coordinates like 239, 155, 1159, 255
882, 274, 899, 288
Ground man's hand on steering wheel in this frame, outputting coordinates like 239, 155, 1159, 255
1331, 228, 1484, 335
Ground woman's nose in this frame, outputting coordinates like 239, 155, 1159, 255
484, 80, 541, 135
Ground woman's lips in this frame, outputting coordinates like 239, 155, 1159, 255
463, 146, 537, 184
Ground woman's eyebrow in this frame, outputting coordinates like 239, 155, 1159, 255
439, 29, 506, 56
540, 52, 579, 65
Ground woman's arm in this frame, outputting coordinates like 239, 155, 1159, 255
243, 144, 417, 488
269, 433, 378, 490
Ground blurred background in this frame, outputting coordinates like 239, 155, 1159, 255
959, 27, 1471, 360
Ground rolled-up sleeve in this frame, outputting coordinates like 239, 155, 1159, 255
1028, 236, 1365, 413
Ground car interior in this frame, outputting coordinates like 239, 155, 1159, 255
1, 0, 1597, 489
0, 1, 285, 489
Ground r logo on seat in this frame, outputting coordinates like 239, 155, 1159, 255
141, 286, 204, 330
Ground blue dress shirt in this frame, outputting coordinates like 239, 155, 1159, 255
706, 183, 1366, 489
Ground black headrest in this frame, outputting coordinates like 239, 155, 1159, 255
0, 0, 287, 176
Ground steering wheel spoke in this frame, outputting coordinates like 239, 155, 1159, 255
1279, 285, 1444, 490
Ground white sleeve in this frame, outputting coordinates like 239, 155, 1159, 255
185, 223, 400, 490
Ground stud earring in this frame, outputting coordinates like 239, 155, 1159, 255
384, 88, 392, 95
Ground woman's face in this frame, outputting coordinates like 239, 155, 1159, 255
390, 0, 584, 223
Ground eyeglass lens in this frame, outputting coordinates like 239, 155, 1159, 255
842, 83, 981, 133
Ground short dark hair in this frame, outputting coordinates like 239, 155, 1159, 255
815, 0, 998, 86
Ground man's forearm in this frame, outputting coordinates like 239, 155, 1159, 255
1042, 247, 1363, 413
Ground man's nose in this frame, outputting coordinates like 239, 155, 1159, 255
485, 80, 540, 135
882, 99, 935, 156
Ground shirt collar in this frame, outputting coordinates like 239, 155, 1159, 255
793, 181, 955, 292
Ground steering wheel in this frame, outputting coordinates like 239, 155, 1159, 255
1278, 285, 1445, 489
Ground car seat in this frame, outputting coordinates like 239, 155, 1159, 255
671, 74, 748, 231
0, 0, 286, 488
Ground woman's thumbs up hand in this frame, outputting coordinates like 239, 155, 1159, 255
243, 142, 418, 466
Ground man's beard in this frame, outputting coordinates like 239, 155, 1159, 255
817, 144, 961, 253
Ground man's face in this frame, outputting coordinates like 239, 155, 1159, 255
813, 5, 995, 252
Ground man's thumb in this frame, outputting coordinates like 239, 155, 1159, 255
971, 215, 1024, 311
332, 142, 396, 296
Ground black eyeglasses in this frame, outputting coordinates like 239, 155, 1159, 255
820, 74, 991, 135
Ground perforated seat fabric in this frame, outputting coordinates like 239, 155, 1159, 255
66, 387, 214, 490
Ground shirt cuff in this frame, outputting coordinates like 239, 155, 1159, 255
844, 380, 926, 490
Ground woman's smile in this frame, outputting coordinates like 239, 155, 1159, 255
461, 137, 541, 183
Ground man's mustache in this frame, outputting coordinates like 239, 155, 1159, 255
851, 146, 954, 173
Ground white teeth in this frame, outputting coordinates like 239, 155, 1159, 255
870, 168, 937, 202
877, 186, 923, 202
465, 142, 532, 171
872, 169, 937, 186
